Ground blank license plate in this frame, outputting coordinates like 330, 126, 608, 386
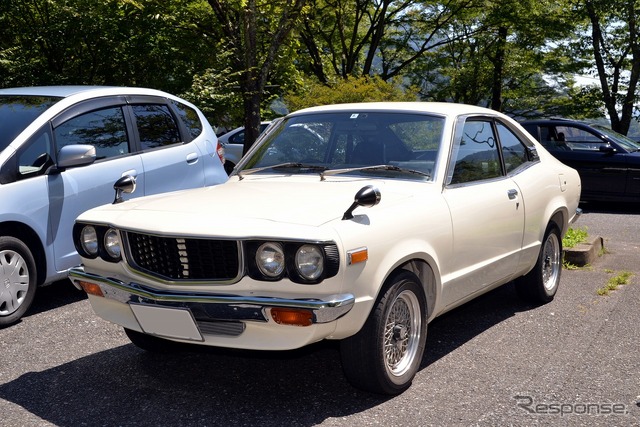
130, 304, 203, 342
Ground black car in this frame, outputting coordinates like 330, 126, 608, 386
520, 119, 640, 202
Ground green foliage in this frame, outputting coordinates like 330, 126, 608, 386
0, 0, 634, 130
563, 227, 589, 249
284, 76, 419, 111
597, 271, 634, 296
0, 0, 215, 93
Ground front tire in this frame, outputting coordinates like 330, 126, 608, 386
340, 271, 427, 395
0, 236, 37, 327
515, 224, 562, 304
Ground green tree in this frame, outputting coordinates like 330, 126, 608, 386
298, 0, 480, 82
203, 0, 308, 152
0, 0, 214, 93
571, 0, 640, 134
284, 75, 418, 110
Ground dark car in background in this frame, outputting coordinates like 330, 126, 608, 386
520, 119, 640, 202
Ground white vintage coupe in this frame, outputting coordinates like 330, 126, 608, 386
69, 102, 581, 395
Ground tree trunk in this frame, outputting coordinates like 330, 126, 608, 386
490, 27, 508, 112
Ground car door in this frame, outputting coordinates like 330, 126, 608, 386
127, 100, 206, 195
48, 101, 145, 273
550, 124, 628, 199
441, 117, 525, 308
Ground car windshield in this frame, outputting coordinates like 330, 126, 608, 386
0, 95, 61, 152
239, 112, 444, 181
593, 124, 640, 152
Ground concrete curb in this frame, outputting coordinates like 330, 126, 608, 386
563, 235, 604, 266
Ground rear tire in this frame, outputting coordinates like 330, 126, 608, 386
515, 224, 562, 304
340, 271, 427, 395
0, 236, 37, 327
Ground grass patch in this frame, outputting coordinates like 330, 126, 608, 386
563, 227, 588, 249
597, 271, 634, 296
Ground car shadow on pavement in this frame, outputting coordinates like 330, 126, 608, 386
25, 279, 87, 318
422, 282, 536, 367
0, 283, 537, 426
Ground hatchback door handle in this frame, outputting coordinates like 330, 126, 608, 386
507, 189, 518, 199
186, 152, 198, 164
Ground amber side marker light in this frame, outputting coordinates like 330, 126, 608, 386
78, 281, 104, 297
347, 248, 368, 265
271, 308, 313, 326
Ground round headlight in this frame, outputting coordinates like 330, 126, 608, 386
80, 226, 99, 256
295, 245, 324, 280
103, 228, 121, 259
256, 242, 285, 278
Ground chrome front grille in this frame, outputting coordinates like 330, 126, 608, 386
124, 231, 241, 282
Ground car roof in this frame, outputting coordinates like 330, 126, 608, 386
519, 118, 594, 126
0, 85, 173, 99
289, 102, 506, 118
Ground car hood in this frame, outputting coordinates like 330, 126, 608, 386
78, 175, 428, 237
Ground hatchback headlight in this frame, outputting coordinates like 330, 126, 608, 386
103, 228, 121, 260
295, 245, 324, 280
256, 242, 285, 278
80, 226, 99, 257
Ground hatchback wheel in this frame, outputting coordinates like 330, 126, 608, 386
0, 236, 37, 327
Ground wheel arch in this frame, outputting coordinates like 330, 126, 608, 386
0, 221, 47, 286
548, 207, 567, 237
392, 259, 437, 321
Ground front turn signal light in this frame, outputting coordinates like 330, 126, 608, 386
78, 281, 104, 297
270, 308, 313, 327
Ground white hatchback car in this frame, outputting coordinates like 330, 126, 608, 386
0, 86, 227, 326
70, 102, 581, 395
218, 121, 271, 173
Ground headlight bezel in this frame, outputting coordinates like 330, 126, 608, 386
73, 222, 122, 263
247, 240, 339, 284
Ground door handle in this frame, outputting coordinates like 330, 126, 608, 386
186, 152, 198, 164
507, 189, 518, 200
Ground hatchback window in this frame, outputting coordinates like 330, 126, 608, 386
133, 104, 181, 149
0, 95, 61, 152
54, 106, 130, 160
171, 100, 202, 139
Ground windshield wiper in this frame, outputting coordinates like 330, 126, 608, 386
321, 164, 430, 180
237, 162, 328, 180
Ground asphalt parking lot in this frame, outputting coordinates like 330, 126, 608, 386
1, 203, 639, 427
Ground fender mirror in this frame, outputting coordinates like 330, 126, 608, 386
342, 185, 381, 220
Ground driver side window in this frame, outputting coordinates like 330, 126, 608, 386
54, 106, 130, 160
449, 120, 501, 184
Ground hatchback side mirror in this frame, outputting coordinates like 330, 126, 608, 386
57, 144, 97, 168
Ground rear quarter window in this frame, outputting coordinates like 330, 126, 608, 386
132, 104, 181, 150
171, 100, 203, 140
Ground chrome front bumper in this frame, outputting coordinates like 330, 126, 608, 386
69, 267, 355, 324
